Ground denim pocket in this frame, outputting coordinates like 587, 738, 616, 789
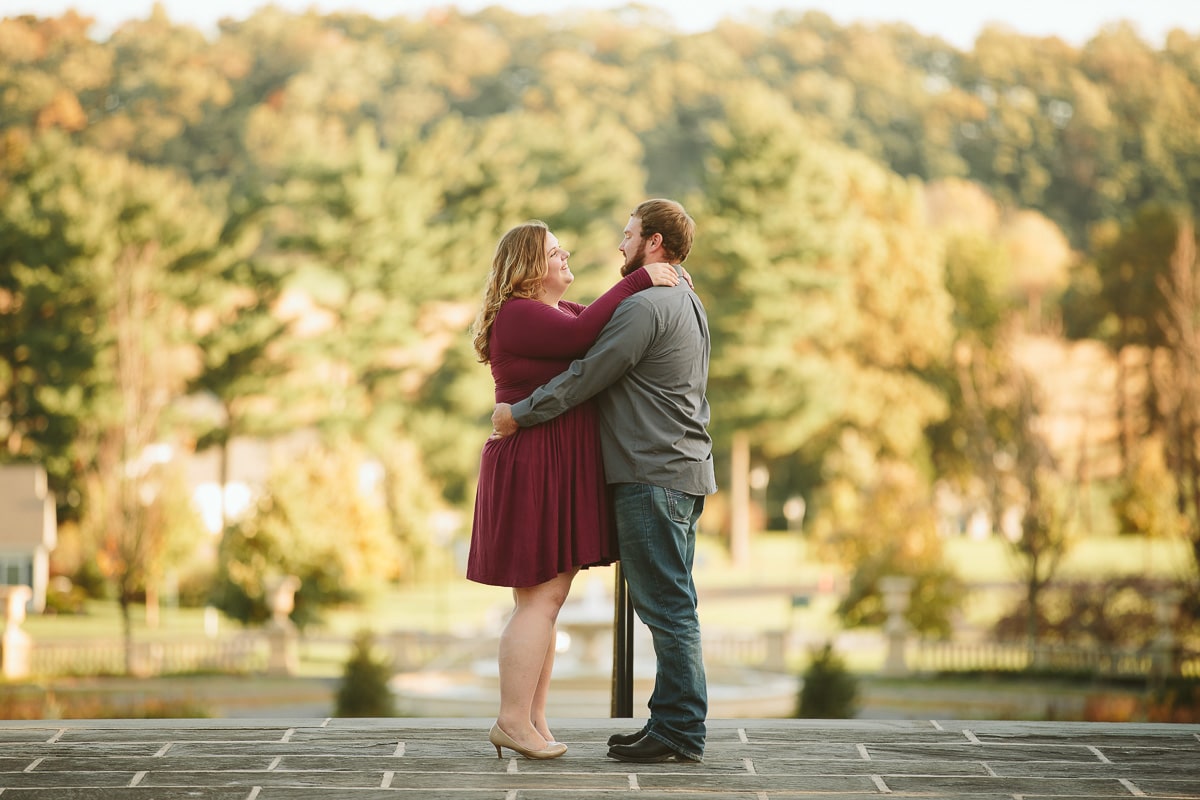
664, 488, 697, 524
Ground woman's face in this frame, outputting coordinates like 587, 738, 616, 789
540, 231, 573, 298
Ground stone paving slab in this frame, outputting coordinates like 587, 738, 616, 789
0, 717, 1194, 798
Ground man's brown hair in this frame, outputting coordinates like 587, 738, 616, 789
632, 199, 694, 264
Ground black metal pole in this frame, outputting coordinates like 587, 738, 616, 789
611, 563, 634, 717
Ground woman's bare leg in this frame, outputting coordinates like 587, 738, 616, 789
531, 626, 558, 742
496, 569, 575, 750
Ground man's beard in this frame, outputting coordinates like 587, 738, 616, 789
621, 245, 648, 276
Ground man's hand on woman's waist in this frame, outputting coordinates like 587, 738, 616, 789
490, 402, 518, 440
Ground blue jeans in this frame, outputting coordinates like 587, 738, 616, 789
612, 483, 707, 760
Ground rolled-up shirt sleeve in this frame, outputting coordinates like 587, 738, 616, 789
511, 295, 656, 427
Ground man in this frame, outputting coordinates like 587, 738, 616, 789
491, 198, 717, 763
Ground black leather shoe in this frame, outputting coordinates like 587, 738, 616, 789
606, 729, 645, 747
607, 736, 699, 764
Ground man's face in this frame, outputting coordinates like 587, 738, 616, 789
619, 216, 649, 276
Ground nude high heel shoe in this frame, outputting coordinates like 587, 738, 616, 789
488, 723, 567, 759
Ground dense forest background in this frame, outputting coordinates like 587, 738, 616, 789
1, 5, 1198, 634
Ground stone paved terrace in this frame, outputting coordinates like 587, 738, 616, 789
0, 717, 1197, 799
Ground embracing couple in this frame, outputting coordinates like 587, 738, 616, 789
467, 198, 717, 763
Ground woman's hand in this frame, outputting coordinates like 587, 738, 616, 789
643, 262, 682, 287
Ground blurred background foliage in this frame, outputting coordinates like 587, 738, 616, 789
1, 6, 1199, 639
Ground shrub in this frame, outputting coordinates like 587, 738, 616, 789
993, 576, 1184, 648
815, 460, 965, 637
1147, 679, 1200, 723
796, 642, 859, 719
335, 631, 396, 717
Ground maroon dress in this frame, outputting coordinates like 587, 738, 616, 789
467, 269, 653, 587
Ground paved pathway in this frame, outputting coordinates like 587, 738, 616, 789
0, 717, 1196, 798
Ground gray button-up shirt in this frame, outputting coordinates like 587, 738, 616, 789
510, 276, 718, 496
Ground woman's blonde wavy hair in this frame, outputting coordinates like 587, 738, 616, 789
471, 220, 551, 363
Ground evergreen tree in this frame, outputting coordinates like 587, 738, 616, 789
335, 630, 397, 717
796, 643, 859, 719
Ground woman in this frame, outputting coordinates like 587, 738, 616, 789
468, 220, 681, 759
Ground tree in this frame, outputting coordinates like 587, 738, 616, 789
924, 180, 1029, 509
90, 239, 194, 640
0, 131, 223, 664
692, 83, 951, 558
211, 444, 400, 628
0, 133, 98, 513
706, 87, 951, 455
1090, 205, 1178, 473
1111, 434, 1185, 542
81, 6, 238, 172
0, 14, 105, 137
1153, 220, 1200, 619
1006, 369, 1076, 648
186, 190, 296, 534
266, 123, 456, 575
1001, 209, 1073, 331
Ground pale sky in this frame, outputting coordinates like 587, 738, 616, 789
5, 0, 1199, 50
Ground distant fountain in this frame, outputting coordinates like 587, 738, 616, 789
390, 576, 799, 718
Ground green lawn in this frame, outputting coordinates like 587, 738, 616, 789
942, 534, 1192, 583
